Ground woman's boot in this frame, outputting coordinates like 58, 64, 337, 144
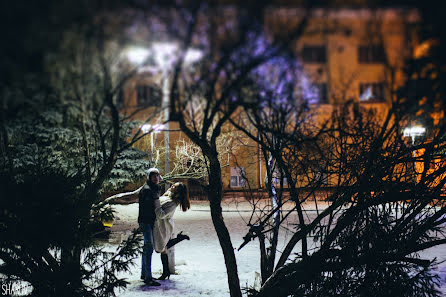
157, 253, 171, 280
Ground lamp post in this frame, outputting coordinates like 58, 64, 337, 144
127, 43, 202, 187
397, 125, 425, 215
151, 42, 202, 184
403, 126, 426, 180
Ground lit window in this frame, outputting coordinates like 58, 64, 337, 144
358, 45, 385, 63
136, 85, 161, 107
230, 167, 246, 188
302, 46, 326, 63
359, 83, 386, 102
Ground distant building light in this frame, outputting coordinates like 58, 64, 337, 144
403, 126, 426, 138
359, 83, 386, 103
360, 86, 373, 101
414, 39, 438, 59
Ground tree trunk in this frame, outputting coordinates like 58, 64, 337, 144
261, 156, 280, 283
208, 157, 242, 297
60, 244, 82, 295
258, 234, 268, 284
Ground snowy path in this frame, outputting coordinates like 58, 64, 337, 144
108, 200, 446, 297
112, 200, 268, 297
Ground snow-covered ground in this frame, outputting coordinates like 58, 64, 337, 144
108, 199, 446, 297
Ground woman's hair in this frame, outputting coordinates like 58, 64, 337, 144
172, 182, 190, 212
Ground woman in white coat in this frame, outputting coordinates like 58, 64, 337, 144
153, 182, 190, 280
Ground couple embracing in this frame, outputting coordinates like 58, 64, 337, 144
138, 168, 191, 286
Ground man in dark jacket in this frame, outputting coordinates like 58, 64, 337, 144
138, 168, 162, 286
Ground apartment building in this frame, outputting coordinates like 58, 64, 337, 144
121, 6, 420, 192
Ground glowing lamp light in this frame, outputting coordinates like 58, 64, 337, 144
126, 47, 150, 65
152, 124, 165, 132
140, 124, 165, 133
125, 43, 203, 70
151, 42, 203, 69
404, 126, 426, 146
403, 126, 426, 138
152, 42, 180, 68
404, 126, 426, 182
140, 124, 152, 133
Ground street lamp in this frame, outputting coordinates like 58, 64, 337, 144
403, 125, 426, 180
403, 126, 426, 145
151, 43, 202, 183
127, 43, 202, 185
129, 44, 202, 275
125, 47, 150, 65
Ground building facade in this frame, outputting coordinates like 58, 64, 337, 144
122, 6, 421, 192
